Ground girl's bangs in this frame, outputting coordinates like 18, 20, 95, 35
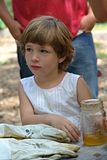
26, 27, 55, 45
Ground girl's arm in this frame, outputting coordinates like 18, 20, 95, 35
77, 77, 92, 104
18, 82, 51, 125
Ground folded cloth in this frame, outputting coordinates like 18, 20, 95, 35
0, 123, 70, 142
0, 124, 80, 160
10, 138, 80, 160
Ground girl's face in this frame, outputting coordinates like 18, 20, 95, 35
25, 42, 64, 79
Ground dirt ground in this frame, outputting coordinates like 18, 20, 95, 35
0, 29, 107, 124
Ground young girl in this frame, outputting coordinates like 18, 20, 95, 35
18, 16, 92, 142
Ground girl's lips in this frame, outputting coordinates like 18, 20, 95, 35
31, 64, 41, 69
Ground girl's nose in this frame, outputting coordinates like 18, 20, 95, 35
31, 53, 39, 61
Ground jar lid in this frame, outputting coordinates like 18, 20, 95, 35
80, 99, 103, 110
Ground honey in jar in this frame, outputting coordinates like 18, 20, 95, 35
80, 99, 107, 146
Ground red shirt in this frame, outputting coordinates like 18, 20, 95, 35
12, 0, 87, 37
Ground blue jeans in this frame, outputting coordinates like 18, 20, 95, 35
17, 45, 33, 78
17, 32, 98, 98
67, 32, 98, 98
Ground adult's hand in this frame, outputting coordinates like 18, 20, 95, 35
80, 3, 96, 32
80, 14, 96, 32
8, 19, 24, 40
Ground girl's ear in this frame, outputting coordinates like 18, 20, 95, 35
58, 56, 66, 63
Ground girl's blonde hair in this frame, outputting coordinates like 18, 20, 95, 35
19, 15, 74, 71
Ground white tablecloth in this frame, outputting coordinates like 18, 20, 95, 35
0, 139, 11, 160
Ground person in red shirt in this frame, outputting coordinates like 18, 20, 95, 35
0, 0, 98, 98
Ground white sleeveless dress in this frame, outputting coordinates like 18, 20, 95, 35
20, 72, 81, 128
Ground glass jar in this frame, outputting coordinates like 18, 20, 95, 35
80, 99, 107, 146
